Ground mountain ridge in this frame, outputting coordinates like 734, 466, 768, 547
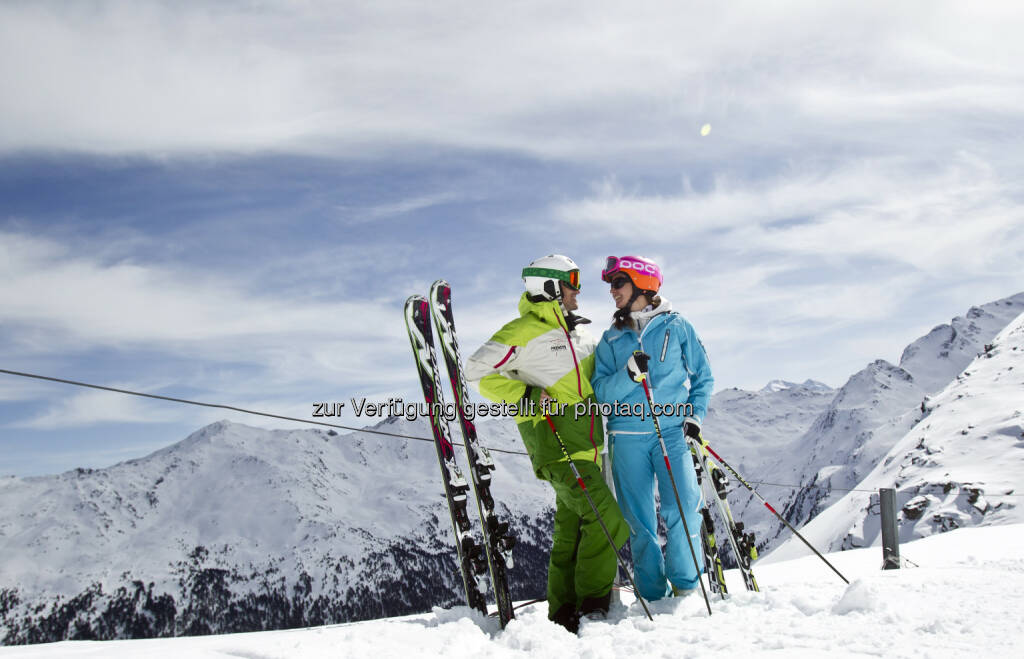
768, 308, 1024, 561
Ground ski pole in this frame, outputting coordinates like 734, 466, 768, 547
699, 440, 850, 585
542, 413, 654, 622
685, 436, 758, 594
635, 370, 713, 616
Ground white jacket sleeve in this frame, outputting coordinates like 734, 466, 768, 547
465, 340, 520, 382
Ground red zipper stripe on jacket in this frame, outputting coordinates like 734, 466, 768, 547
492, 346, 516, 369
588, 412, 598, 463
556, 313, 583, 397
557, 308, 598, 462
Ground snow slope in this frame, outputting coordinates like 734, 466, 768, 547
702, 379, 836, 473
2, 523, 1020, 658
0, 416, 554, 642
769, 310, 1024, 561
693, 293, 1024, 562
759, 293, 1024, 548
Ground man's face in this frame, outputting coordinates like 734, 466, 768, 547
560, 282, 579, 311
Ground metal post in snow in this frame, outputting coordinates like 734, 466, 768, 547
880, 487, 900, 570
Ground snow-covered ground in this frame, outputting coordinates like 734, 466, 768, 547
3, 523, 1020, 658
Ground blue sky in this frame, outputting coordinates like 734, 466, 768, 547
2, 1, 1022, 476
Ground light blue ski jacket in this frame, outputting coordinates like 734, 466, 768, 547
592, 299, 714, 433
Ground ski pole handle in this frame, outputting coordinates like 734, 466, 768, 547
627, 351, 650, 383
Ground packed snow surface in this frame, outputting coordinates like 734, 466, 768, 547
2, 523, 1021, 658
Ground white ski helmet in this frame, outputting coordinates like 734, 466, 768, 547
522, 254, 581, 301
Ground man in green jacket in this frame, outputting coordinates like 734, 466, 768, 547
465, 254, 629, 633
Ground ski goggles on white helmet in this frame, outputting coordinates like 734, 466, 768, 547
521, 266, 581, 291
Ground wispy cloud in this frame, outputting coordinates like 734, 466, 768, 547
338, 191, 463, 223
0, 231, 396, 348
11, 388, 181, 429
0, 229, 418, 419
3, 2, 1022, 160
556, 154, 1023, 278
552, 150, 1023, 390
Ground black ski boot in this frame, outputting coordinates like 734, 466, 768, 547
579, 592, 611, 621
551, 603, 580, 634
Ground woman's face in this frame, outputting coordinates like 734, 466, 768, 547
609, 275, 633, 309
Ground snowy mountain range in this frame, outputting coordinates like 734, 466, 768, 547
715, 292, 1024, 560
0, 417, 552, 644
769, 306, 1024, 561
1, 291, 1021, 645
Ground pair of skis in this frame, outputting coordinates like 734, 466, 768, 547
690, 433, 851, 596
689, 436, 759, 596
404, 281, 516, 628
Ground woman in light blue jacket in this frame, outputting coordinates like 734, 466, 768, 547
591, 255, 713, 600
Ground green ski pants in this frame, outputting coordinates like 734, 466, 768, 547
540, 459, 630, 618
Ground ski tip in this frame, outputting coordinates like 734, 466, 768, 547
405, 294, 429, 310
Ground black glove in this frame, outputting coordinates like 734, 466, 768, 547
683, 417, 702, 440
626, 351, 650, 383
519, 386, 534, 414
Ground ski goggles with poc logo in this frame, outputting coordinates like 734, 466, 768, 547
601, 255, 663, 292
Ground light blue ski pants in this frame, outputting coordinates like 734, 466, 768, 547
609, 425, 705, 600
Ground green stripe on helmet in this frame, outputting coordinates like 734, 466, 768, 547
521, 267, 580, 289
